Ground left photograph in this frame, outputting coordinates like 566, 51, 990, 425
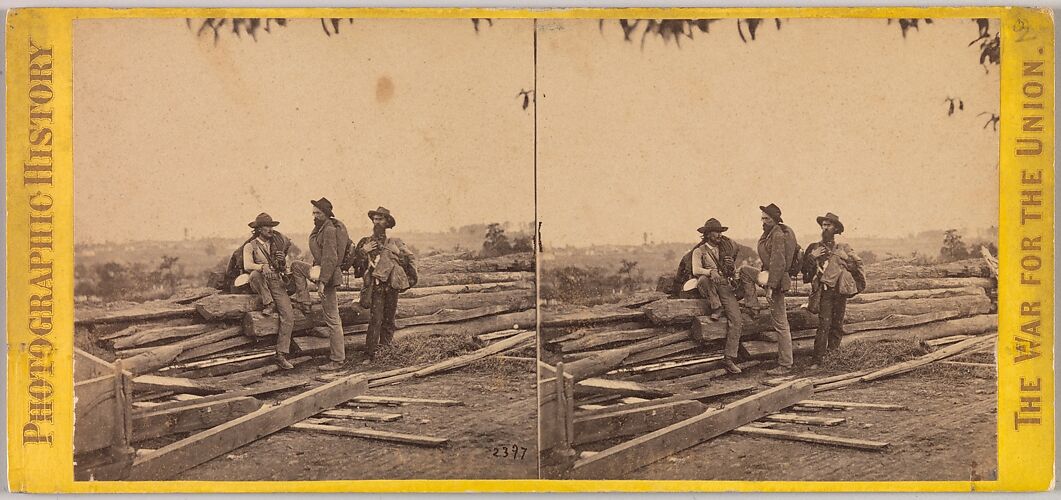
71, 17, 537, 481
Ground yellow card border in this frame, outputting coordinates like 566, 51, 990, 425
5, 6, 1054, 493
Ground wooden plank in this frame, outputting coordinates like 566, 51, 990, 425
762, 413, 845, 426
74, 374, 119, 454
569, 380, 814, 478
129, 374, 369, 480
119, 326, 242, 359
120, 345, 184, 375
642, 299, 710, 326
732, 426, 888, 451
405, 270, 534, 288
176, 334, 254, 363
317, 409, 403, 422
560, 328, 661, 353
74, 347, 114, 382
925, 334, 974, 347
541, 307, 647, 328
132, 374, 226, 395
132, 396, 263, 442
99, 318, 198, 341
863, 258, 990, 280
348, 395, 463, 407
939, 360, 995, 369
75, 306, 197, 326
627, 357, 724, 382
477, 329, 524, 342
289, 422, 448, 447
130, 379, 309, 417
196, 356, 311, 388
112, 324, 215, 350
665, 361, 761, 390
574, 378, 672, 398
580, 384, 757, 414
622, 340, 701, 366
573, 400, 706, 445
797, 400, 907, 411
169, 354, 274, 379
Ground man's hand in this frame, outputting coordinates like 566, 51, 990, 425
363, 240, 379, 253
263, 268, 278, 280
810, 246, 827, 258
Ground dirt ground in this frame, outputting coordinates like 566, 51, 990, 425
576, 360, 998, 482
171, 365, 538, 480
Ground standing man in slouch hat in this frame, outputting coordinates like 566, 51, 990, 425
741, 203, 800, 375
802, 212, 863, 369
291, 197, 352, 371
352, 206, 417, 363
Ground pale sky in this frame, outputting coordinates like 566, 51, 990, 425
74, 18, 535, 243
537, 18, 1000, 246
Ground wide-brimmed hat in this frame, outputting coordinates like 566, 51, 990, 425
697, 218, 728, 234
368, 206, 396, 229
311, 198, 334, 218
248, 212, 280, 228
816, 212, 845, 234
759, 203, 783, 224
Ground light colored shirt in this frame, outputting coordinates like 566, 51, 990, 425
243, 237, 272, 273
691, 242, 721, 277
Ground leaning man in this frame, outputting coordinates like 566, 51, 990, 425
291, 198, 352, 371
754, 203, 800, 376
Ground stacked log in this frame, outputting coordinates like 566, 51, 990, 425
540, 256, 999, 462
79, 252, 536, 387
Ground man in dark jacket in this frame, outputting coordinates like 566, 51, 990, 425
291, 198, 352, 371
689, 218, 743, 373
352, 206, 417, 362
802, 212, 863, 368
746, 203, 799, 375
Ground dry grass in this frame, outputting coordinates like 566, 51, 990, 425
374, 332, 482, 366
374, 332, 534, 381
820, 337, 996, 381
821, 338, 927, 372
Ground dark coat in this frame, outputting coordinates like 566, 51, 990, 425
309, 218, 351, 287
758, 223, 798, 292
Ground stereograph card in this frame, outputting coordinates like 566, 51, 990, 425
4, 6, 1054, 493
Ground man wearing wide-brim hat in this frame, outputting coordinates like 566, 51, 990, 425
351, 206, 417, 362
290, 197, 353, 371
741, 203, 801, 376
801, 212, 864, 369
688, 218, 744, 374
243, 213, 297, 370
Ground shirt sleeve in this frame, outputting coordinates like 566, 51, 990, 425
690, 246, 713, 276
243, 242, 262, 272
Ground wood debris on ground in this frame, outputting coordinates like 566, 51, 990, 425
74, 252, 534, 481
539, 256, 997, 478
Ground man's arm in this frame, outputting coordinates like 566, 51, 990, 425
690, 246, 717, 277
766, 231, 787, 290
243, 242, 265, 272
318, 224, 339, 282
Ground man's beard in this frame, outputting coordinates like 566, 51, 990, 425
373, 224, 387, 237
821, 228, 836, 242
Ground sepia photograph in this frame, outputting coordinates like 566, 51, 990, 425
71, 17, 537, 481
536, 17, 1001, 480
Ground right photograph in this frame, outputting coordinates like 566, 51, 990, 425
536, 17, 1000, 480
